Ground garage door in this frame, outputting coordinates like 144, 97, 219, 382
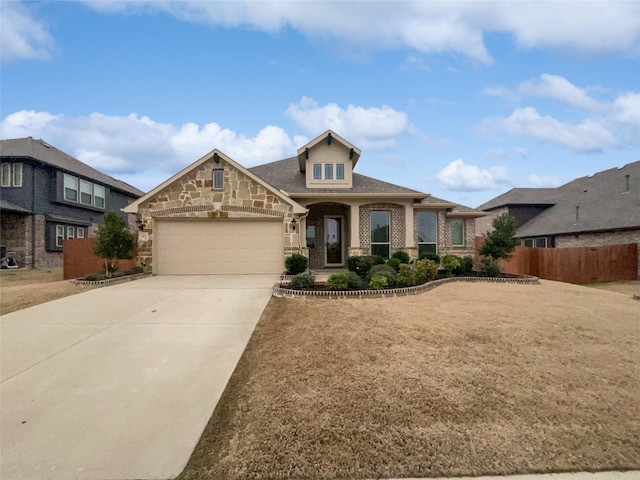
154, 219, 283, 275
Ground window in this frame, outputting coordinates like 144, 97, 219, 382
535, 237, 547, 248
1, 163, 22, 187
77, 227, 85, 239
325, 163, 333, 180
93, 184, 105, 209
451, 219, 465, 246
313, 163, 322, 180
417, 211, 437, 256
64, 174, 79, 202
80, 179, 93, 206
336, 163, 345, 180
213, 169, 224, 190
56, 225, 65, 247
370, 211, 390, 258
306, 225, 316, 249
523, 238, 534, 247
66, 226, 75, 239
12, 163, 22, 187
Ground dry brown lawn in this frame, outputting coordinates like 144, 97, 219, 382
178, 280, 640, 480
586, 280, 640, 296
0, 268, 96, 315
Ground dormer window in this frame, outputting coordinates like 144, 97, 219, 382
313, 163, 322, 180
325, 164, 333, 180
336, 164, 345, 180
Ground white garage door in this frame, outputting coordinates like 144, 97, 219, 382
154, 219, 283, 275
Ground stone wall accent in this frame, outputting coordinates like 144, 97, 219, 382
306, 203, 349, 269
135, 158, 297, 270
555, 229, 640, 279
359, 203, 404, 255
475, 207, 508, 235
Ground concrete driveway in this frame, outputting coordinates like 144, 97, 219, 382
1, 274, 277, 480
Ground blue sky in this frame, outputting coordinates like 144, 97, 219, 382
1, 1, 639, 207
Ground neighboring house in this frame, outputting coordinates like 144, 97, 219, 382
476, 161, 640, 275
0, 137, 143, 268
124, 130, 484, 275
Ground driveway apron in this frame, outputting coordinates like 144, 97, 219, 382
0, 274, 277, 480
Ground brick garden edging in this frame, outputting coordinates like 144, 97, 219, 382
273, 274, 539, 299
70, 273, 152, 287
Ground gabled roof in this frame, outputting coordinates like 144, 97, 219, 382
249, 156, 427, 197
296, 130, 362, 172
0, 137, 143, 197
123, 149, 306, 214
516, 161, 640, 237
476, 188, 559, 211
415, 195, 486, 218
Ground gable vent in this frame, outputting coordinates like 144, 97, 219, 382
625, 173, 630, 193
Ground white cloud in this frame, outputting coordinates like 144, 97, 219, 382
0, 1, 55, 63
0, 110, 298, 191
286, 97, 412, 150
483, 107, 616, 153
528, 174, 560, 188
436, 159, 510, 191
481, 85, 520, 104
484, 149, 510, 161
611, 92, 640, 142
519, 74, 605, 112
77, 1, 640, 63
515, 147, 528, 159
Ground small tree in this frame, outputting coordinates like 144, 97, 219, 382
93, 212, 135, 278
479, 213, 519, 276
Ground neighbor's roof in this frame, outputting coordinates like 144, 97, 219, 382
476, 187, 560, 211
515, 161, 640, 237
0, 137, 143, 197
249, 156, 427, 197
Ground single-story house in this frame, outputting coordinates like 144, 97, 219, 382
476, 160, 640, 277
124, 130, 485, 275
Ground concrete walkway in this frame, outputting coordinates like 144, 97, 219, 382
1, 274, 277, 480
396, 472, 640, 480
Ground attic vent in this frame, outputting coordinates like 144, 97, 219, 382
327, 132, 332, 145
625, 174, 630, 193
575, 205, 580, 224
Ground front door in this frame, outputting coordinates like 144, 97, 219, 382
324, 216, 343, 266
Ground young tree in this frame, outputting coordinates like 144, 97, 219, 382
479, 213, 519, 276
93, 212, 135, 278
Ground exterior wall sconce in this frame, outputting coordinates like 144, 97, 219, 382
135, 218, 144, 230
291, 217, 298, 231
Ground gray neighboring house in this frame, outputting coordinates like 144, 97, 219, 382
0, 137, 143, 269
476, 161, 640, 276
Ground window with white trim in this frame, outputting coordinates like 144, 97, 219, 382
80, 179, 93, 206
313, 163, 322, 180
370, 211, 390, 258
56, 225, 65, 247
93, 184, 105, 208
63, 173, 106, 209
325, 163, 333, 180
417, 211, 437, 256
64, 174, 79, 202
336, 163, 345, 180
451, 219, 465, 246
77, 227, 85, 239
1, 163, 23, 187
213, 169, 224, 190
66, 226, 75, 239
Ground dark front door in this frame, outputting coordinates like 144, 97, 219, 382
325, 216, 343, 265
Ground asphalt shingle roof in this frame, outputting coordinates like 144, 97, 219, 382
249, 156, 426, 196
0, 137, 144, 197
476, 188, 560, 211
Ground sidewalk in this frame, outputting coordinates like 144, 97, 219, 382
391, 471, 640, 480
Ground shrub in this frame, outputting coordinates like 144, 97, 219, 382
289, 272, 315, 290
326, 273, 351, 291
461, 257, 474, 275
347, 255, 385, 277
369, 275, 389, 290
386, 257, 402, 272
345, 271, 363, 289
84, 273, 104, 281
419, 252, 440, 264
371, 255, 386, 266
391, 250, 410, 264
369, 264, 397, 286
415, 259, 438, 284
479, 257, 502, 277
285, 254, 308, 275
93, 212, 135, 278
480, 213, 518, 261
396, 263, 417, 287
442, 254, 461, 276
124, 265, 145, 275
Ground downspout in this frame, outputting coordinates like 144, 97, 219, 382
297, 209, 310, 250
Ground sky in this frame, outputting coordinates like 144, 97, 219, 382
1, 0, 639, 208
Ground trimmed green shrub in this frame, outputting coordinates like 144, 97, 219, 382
124, 266, 145, 275
460, 256, 474, 275
479, 257, 502, 277
347, 255, 385, 277
442, 254, 461, 276
369, 275, 389, 290
289, 272, 315, 290
391, 250, 410, 264
386, 257, 402, 272
345, 271, 362, 289
326, 273, 351, 291
419, 252, 440, 264
371, 255, 386, 266
285, 254, 308, 275
415, 259, 438, 284
369, 264, 397, 286
84, 273, 104, 281
396, 263, 417, 287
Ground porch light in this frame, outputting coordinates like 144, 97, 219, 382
291, 217, 298, 231
135, 218, 144, 230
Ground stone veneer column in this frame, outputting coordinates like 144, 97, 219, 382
350, 203, 360, 248
404, 203, 414, 248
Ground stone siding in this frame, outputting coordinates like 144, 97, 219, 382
555, 229, 640, 279
475, 207, 508, 235
359, 203, 404, 256
135, 158, 297, 270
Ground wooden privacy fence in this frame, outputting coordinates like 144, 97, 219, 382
63, 238, 136, 280
475, 237, 638, 284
